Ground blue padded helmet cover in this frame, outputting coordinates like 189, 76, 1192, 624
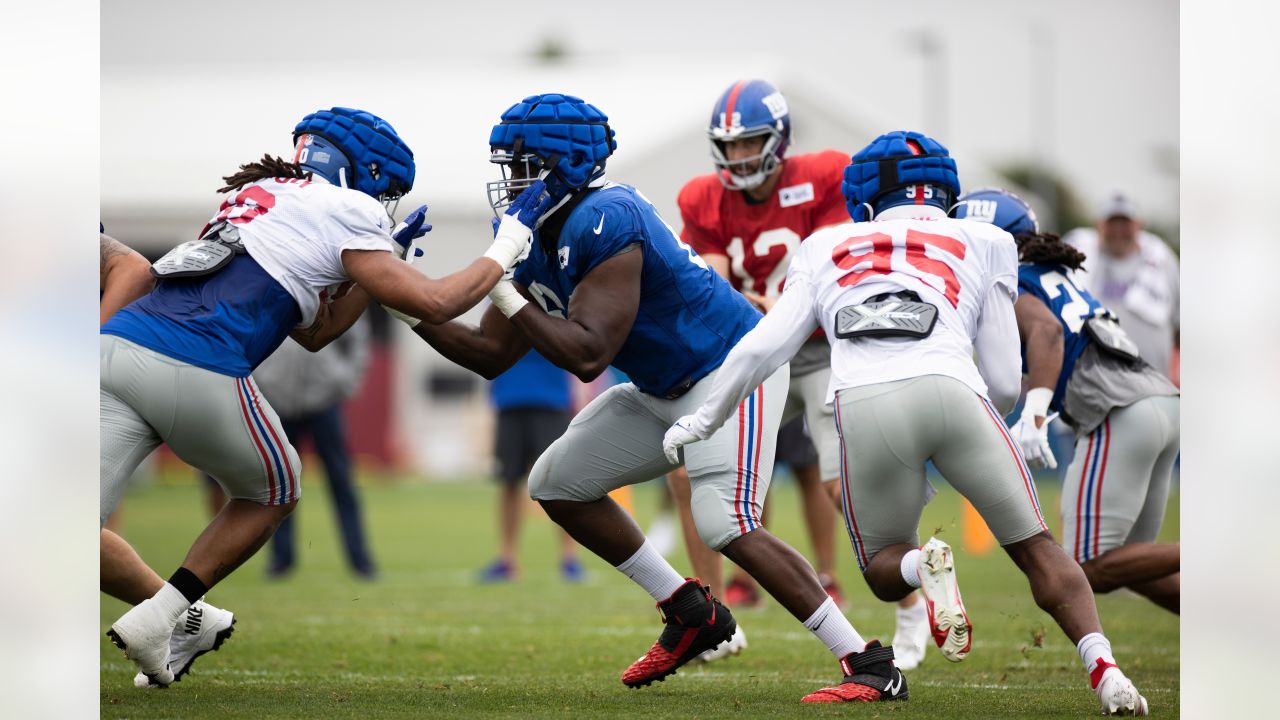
489, 93, 616, 191
293, 107, 415, 199
841, 130, 959, 221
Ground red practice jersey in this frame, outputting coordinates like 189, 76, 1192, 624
678, 149, 849, 298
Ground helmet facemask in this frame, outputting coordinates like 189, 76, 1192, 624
709, 126, 784, 191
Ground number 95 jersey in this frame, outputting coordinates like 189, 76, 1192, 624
789, 211, 1018, 402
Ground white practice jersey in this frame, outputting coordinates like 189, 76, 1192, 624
207, 177, 396, 327
788, 209, 1019, 402
683, 204, 1026, 443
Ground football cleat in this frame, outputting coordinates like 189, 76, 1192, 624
560, 557, 584, 583
106, 598, 178, 687
133, 599, 235, 688
621, 579, 736, 688
918, 537, 972, 662
1095, 664, 1149, 716
723, 576, 762, 609
891, 595, 930, 671
694, 623, 747, 664
801, 640, 909, 703
478, 558, 516, 583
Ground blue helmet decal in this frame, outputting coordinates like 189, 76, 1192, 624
841, 130, 960, 221
951, 186, 1040, 236
293, 107, 415, 201
707, 79, 792, 191
487, 93, 615, 207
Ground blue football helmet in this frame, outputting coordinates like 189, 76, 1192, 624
707, 79, 791, 191
950, 187, 1040, 237
487, 93, 616, 218
293, 107, 415, 215
841, 130, 959, 221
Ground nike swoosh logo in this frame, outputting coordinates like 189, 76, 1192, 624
593, 215, 605, 234
884, 673, 903, 696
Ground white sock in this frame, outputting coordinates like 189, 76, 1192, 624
615, 540, 687, 601
896, 593, 925, 621
1077, 632, 1119, 688
802, 596, 866, 659
152, 583, 193, 626
900, 549, 922, 588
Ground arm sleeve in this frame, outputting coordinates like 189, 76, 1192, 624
686, 267, 819, 436
974, 281, 1023, 416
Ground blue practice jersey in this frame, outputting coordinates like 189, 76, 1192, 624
102, 254, 302, 377
514, 183, 761, 397
1017, 263, 1107, 411
491, 349, 573, 412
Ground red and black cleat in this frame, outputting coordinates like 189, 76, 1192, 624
621, 578, 737, 688
801, 640, 909, 704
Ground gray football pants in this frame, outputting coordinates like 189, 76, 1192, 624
833, 374, 1050, 570
1061, 395, 1180, 563
528, 365, 789, 550
100, 335, 301, 527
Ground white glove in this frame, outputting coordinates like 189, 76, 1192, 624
1010, 387, 1057, 469
663, 415, 710, 465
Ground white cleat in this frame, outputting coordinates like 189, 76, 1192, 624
917, 537, 972, 662
1096, 667, 1149, 716
134, 599, 236, 688
107, 598, 178, 687
891, 596, 930, 670
694, 624, 747, 664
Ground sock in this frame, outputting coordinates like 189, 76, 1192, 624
803, 596, 866, 660
1077, 632, 1119, 689
615, 540, 687, 601
168, 567, 209, 604
896, 593, 926, 622
900, 549, 922, 588
152, 583, 194, 626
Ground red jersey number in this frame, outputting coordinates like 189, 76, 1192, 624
215, 186, 277, 225
832, 228, 967, 307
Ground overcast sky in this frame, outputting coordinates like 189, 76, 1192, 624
102, 0, 1177, 225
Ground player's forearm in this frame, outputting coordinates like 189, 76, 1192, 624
1023, 321, 1064, 396
690, 289, 814, 434
418, 258, 505, 324
291, 288, 370, 351
507, 307, 617, 382
413, 318, 519, 380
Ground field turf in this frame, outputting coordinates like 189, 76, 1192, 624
101, 472, 1179, 718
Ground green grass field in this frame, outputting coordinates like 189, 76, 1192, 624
101, 472, 1179, 718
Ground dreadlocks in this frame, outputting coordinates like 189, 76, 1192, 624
218, 154, 312, 194
1016, 232, 1087, 270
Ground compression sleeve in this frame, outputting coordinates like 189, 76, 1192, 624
974, 280, 1023, 416
685, 275, 818, 437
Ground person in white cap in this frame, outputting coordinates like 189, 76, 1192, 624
1063, 193, 1179, 381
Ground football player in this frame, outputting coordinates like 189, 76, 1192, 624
100, 107, 533, 687
409, 93, 878, 700
665, 132, 1149, 713
675, 79, 929, 668
953, 188, 1180, 613
101, 228, 238, 686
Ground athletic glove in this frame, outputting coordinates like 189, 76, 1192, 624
1010, 387, 1057, 470
484, 180, 555, 270
391, 204, 431, 262
663, 415, 711, 465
